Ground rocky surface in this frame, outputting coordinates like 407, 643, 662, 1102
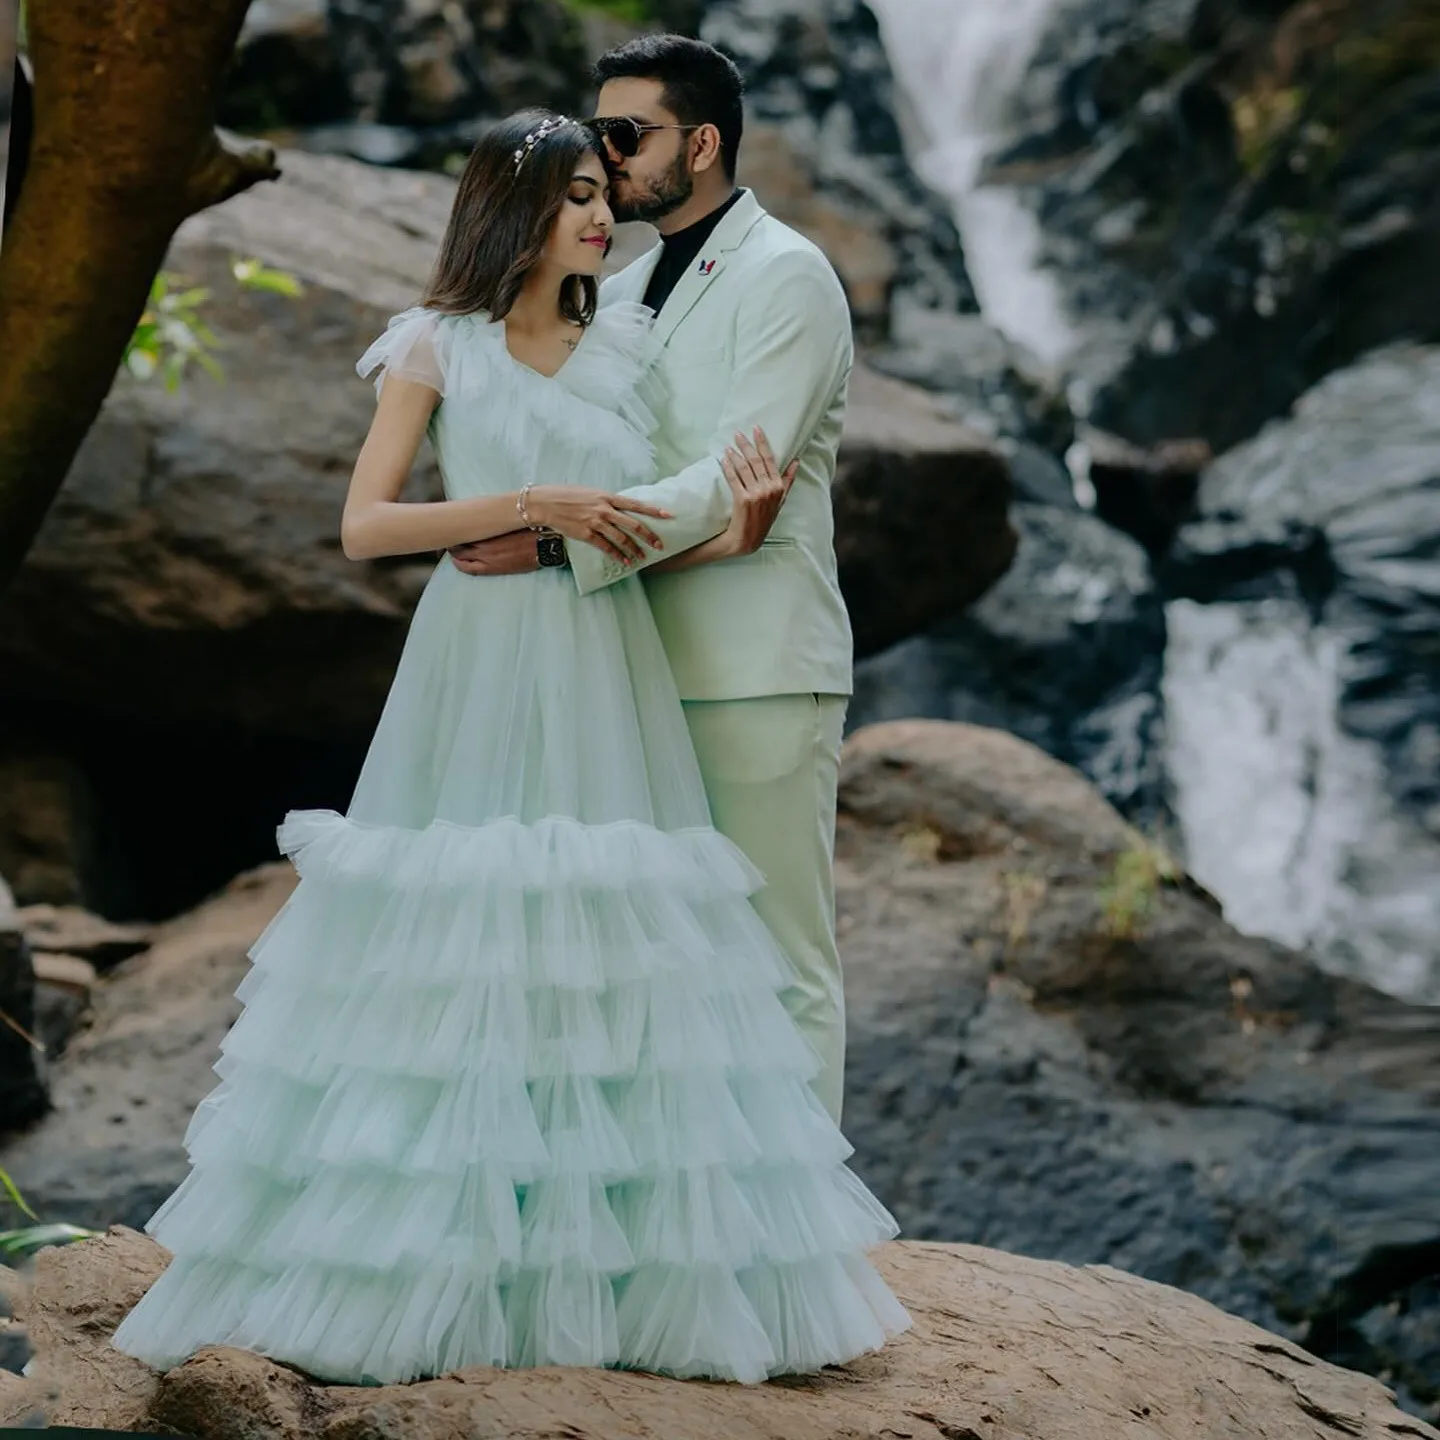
3, 721, 1438, 1418
835, 367, 1016, 660
224, 0, 591, 135
1006, 0, 1440, 452
836, 721, 1440, 1422
16, 1227, 1436, 1440
851, 504, 1168, 826
223, 0, 975, 341
0, 148, 1011, 919
1158, 342, 1440, 1001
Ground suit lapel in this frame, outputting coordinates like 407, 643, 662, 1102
653, 189, 766, 346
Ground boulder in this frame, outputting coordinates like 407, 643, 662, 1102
835, 366, 1016, 661
836, 720, 1440, 1421
18, 1226, 1436, 1440
851, 503, 1167, 825
1160, 342, 1440, 1002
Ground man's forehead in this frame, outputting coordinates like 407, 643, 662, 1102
594, 76, 672, 120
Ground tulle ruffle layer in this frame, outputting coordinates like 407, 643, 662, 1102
113, 1247, 910, 1387
111, 810, 910, 1385
357, 300, 663, 493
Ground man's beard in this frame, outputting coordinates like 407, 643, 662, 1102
610, 150, 694, 224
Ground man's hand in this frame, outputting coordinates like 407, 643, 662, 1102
719, 427, 798, 557
449, 530, 541, 576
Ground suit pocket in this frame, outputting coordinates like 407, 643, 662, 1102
760, 536, 797, 549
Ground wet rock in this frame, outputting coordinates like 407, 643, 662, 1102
851, 503, 1168, 826
1010, 0, 1440, 451
1159, 342, 1440, 1001
1075, 423, 1211, 554
838, 719, 1440, 1424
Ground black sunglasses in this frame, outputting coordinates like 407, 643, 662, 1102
585, 115, 702, 159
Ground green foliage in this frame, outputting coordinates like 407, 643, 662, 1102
1232, 85, 1304, 176
0, 1165, 97, 1263
561, 0, 654, 24
1098, 839, 1180, 940
123, 258, 303, 390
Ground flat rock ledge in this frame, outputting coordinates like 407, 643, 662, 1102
11, 1227, 1436, 1440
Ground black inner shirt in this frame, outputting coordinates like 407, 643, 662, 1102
641, 188, 746, 316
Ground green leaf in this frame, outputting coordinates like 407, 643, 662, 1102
0, 1165, 37, 1222
232, 257, 303, 297
0, 1223, 97, 1260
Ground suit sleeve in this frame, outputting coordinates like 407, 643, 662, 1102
569, 249, 853, 596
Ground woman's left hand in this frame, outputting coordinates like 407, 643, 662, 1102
720, 427, 797, 556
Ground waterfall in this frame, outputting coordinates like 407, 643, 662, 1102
868, 0, 1077, 368
871, 1, 1438, 1002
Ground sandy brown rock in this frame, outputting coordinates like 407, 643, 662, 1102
24, 1225, 1436, 1440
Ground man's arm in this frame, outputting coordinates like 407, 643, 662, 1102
567, 248, 853, 596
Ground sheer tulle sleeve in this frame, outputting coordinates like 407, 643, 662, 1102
356, 307, 449, 397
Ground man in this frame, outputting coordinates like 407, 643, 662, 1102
450, 35, 856, 1123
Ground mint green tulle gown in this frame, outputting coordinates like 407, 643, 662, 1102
110, 300, 910, 1387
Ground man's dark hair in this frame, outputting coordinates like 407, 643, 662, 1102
594, 35, 745, 181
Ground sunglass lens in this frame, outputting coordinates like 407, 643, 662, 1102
596, 117, 640, 157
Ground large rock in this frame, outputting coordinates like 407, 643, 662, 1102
836, 720, 1440, 1422
835, 367, 1015, 660
850, 503, 1167, 825
1003, 0, 1440, 452
0, 149, 1012, 918
1160, 342, 1440, 1002
19, 1226, 1435, 1439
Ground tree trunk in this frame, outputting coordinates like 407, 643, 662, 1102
0, 0, 278, 591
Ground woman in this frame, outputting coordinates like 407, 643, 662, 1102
111, 111, 910, 1387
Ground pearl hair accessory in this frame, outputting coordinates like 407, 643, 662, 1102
513, 116, 576, 175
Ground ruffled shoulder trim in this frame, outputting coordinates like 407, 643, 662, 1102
424, 300, 664, 488
356, 307, 452, 396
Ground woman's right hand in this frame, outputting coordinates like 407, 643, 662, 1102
524, 487, 673, 565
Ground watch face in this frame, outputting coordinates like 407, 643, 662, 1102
537, 533, 567, 568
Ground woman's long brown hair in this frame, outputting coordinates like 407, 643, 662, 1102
422, 111, 607, 325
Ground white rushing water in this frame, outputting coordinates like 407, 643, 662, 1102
868, 0, 1077, 368
872, 2, 1438, 1000
1165, 600, 1440, 1001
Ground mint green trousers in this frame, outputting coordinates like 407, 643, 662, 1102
681, 693, 849, 1124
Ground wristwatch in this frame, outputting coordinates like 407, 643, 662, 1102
536, 530, 569, 569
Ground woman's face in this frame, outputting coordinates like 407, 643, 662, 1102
544, 150, 613, 277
